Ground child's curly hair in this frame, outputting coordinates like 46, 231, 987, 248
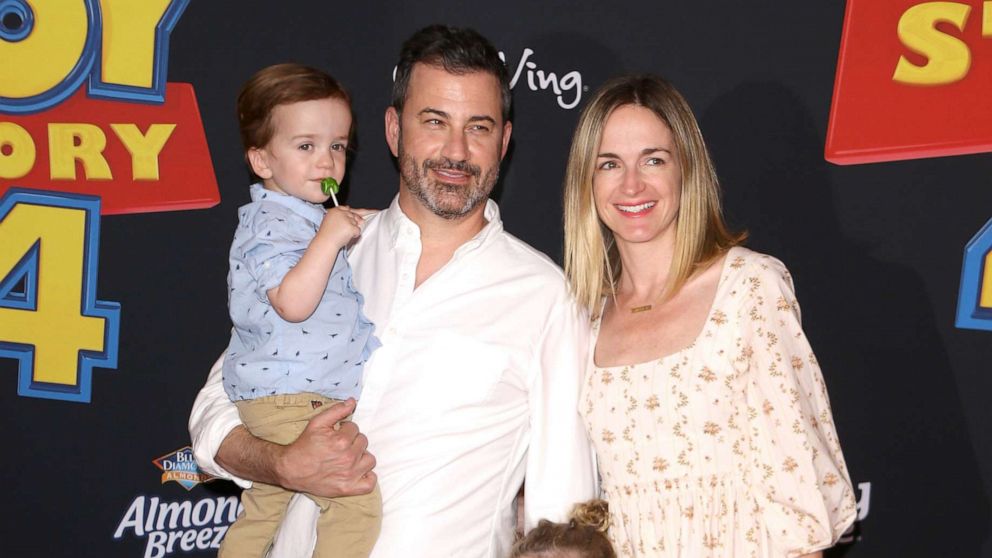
511, 499, 616, 558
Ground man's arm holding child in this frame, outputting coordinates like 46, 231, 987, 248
218, 401, 376, 496
189, 352, 377, 498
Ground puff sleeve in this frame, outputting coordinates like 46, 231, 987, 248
737, 256, 857, 556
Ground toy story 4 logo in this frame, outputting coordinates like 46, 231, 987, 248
826, 0, 992, 331
0, 0, 219, 402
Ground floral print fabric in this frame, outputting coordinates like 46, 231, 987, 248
582, 247, 856, 557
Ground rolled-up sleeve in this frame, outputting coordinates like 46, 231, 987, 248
524, 291, 598, 530
189, 352, 251, 488
234, 209, 315, 301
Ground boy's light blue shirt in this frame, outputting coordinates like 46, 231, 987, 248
222, 183, 379, 401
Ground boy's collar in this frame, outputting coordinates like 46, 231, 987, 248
249, 183, 325, 225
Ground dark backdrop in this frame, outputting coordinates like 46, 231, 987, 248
2, 1, 991, 556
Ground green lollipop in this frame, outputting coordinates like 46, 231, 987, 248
321, 177, 340, 206
321, 177, 339, 196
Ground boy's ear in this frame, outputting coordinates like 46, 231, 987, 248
247, 147, 273, 179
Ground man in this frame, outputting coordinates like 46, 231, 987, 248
190, 25, 595, 557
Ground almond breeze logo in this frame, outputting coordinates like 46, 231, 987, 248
113, 447, 237, 557
153, 446, 216, 491
113, 495, 241, 558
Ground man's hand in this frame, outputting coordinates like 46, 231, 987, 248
215, 398, 376, 499
276, 399, 377, 498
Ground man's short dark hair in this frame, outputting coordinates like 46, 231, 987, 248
392, 25, 511, 122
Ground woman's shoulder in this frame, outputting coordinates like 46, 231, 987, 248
724, 246, 790, 281
716, 247, 803, 325
720, 246, 797, 303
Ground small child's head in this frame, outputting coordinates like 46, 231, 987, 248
511, 500, 616, 558
237, 63, 352, 204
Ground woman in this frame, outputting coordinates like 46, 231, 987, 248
563, 75, 856, 557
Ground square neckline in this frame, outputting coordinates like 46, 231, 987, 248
591, 246, 742, 370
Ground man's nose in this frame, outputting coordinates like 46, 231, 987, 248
441, 130, 469, 161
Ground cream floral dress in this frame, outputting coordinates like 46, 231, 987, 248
581, 247, 856, 557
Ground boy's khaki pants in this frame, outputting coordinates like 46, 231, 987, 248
219, 393, 381, 558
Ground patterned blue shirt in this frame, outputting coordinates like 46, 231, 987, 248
222, 184, 379, 401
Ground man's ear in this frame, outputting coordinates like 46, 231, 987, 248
385, 107, 400, 157
500, 120, 512, 160
246, 147, 273, 179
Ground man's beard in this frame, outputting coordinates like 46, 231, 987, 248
398, 135, 500, 220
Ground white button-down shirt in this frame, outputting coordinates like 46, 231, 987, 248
190, 197, 596, 557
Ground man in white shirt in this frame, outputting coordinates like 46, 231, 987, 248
190, 25, 596, 557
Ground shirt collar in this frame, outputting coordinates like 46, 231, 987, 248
380, 194, 504, 252
249, 183, 326, 226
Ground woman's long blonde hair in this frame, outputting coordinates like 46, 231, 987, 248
563, 75, 744, 316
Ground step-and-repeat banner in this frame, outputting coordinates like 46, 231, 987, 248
1, 1, 991, 556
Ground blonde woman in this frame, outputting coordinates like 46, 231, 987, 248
563, 75, 856, 557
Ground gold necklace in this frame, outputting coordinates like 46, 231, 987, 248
620, 285, 665, 313
626, 288, 666, 313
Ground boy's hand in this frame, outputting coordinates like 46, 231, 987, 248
317, 206, 365, 249
266, 206, 376, 322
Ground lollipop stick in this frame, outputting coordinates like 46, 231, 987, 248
321, 177, 340, 206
